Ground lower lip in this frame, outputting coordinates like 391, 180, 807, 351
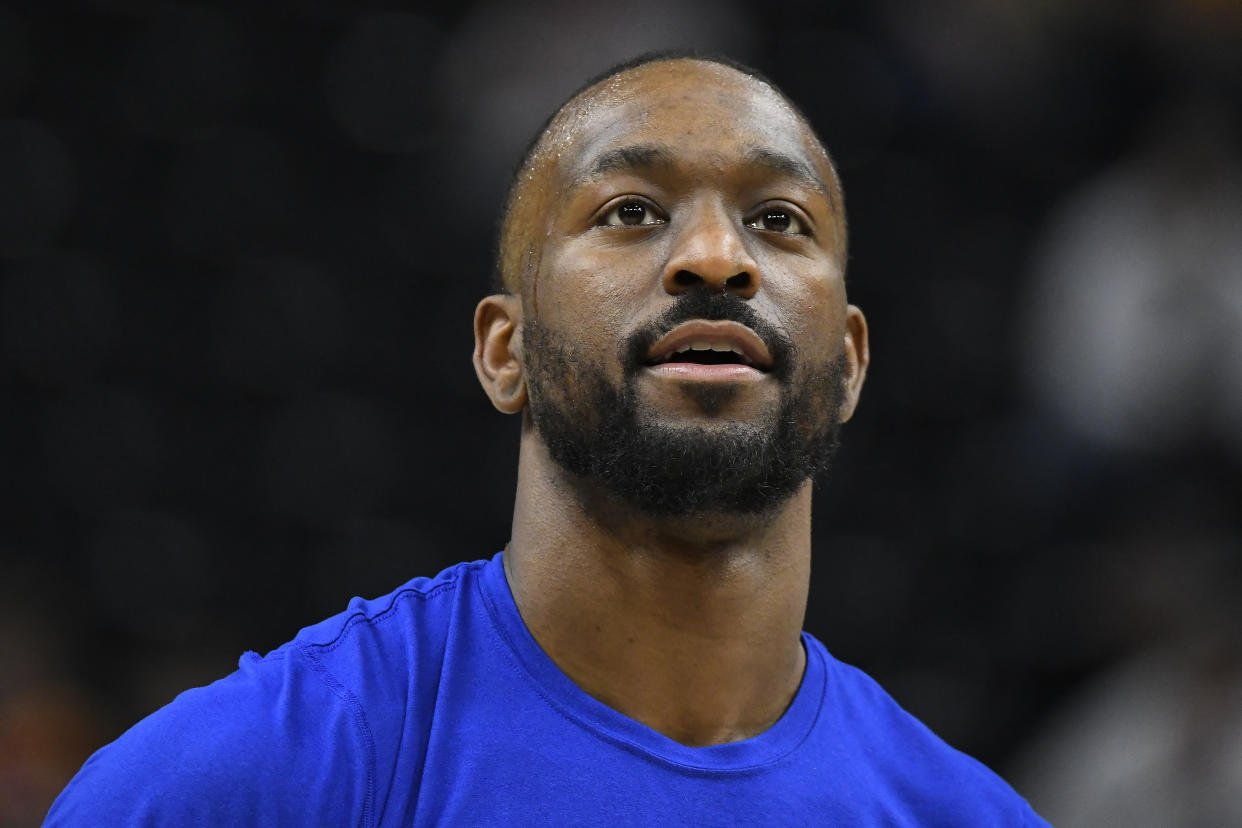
644, 362, 767, 381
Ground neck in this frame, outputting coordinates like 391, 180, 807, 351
505, 426, 812, 746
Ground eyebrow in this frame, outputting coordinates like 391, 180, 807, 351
571, 142, 837, 211
577, 144, 676, 186
743, 147, 835, 208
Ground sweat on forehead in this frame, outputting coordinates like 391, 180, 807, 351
495, 55, 844, 295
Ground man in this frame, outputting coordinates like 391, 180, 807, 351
48, 53, 1048, 825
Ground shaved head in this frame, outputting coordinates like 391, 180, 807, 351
495, 52, 848, 296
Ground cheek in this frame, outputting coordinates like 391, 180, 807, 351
760, 263, 846, 355
533, 241, 658, 346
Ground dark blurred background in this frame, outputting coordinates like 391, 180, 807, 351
2, 0, 1241, 824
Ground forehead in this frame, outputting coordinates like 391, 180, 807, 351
544, 61, 835, 195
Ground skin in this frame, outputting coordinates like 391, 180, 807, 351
472, 59, 870, 747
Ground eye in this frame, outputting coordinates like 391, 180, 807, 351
599, 198, 664, 227
747, 206, 806, 235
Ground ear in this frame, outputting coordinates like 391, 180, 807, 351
473, 294, 528, 414
837, 304, 869, 422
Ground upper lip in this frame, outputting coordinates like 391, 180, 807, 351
644, 320, 773, 371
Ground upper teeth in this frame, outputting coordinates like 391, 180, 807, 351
673, 341, 752, 363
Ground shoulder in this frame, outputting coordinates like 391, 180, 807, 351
808, 638, 1050, 826
46, 557, 494, 827
290, 556, 486, 686
46, 648, 373, 826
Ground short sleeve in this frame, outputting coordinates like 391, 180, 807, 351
44, 647, 374, 827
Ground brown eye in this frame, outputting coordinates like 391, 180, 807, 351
618, 202, 647, 225
747, 207, 805, 235
761, 210, 791, 232
601, 199, 664, 227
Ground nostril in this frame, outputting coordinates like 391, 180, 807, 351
673, 271, 701, 287
725, 273, 750, 289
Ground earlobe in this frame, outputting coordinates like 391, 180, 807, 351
837, 304, 870, 422
473, 294, 528, 414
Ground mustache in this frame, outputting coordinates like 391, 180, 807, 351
622, 289, 794, 381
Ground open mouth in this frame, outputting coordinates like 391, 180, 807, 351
643, 320, 774, 373
649, 341, 757, 367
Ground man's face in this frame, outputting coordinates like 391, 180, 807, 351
519, 60, 863, 516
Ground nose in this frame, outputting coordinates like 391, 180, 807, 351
661, 202, 760, 299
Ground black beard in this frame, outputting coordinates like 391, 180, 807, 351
523, 290, 847, 517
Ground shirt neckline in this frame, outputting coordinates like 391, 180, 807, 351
477, 550, 826, 773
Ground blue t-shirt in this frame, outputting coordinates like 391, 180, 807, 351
47, 554, 1048, 826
